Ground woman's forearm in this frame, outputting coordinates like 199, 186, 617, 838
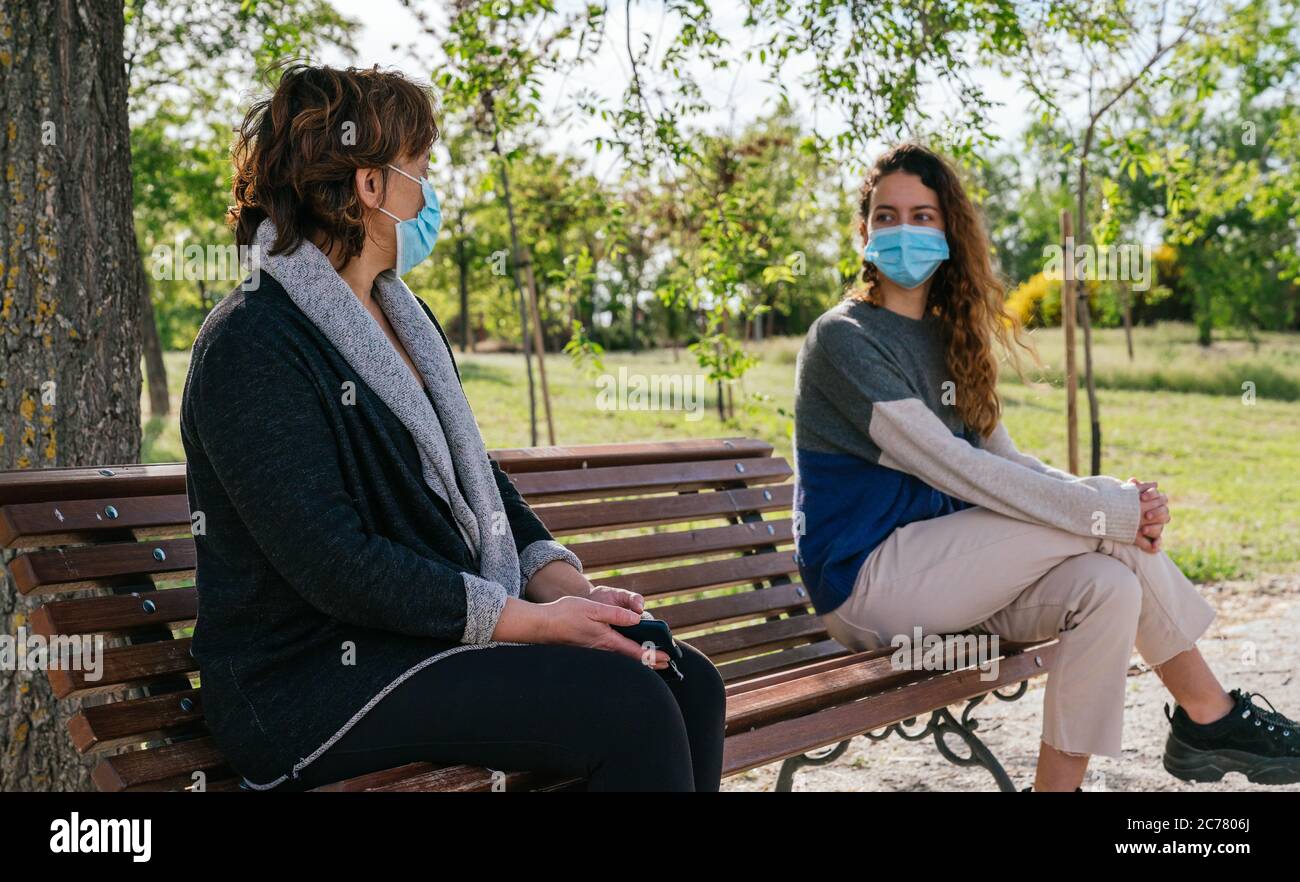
491, 596, 551, 642
868, 397, 1142, 543
982, 421, 1077, 480
523, 560, 591, 603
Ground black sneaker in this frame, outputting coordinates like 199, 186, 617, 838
1163, 688, 1300, 785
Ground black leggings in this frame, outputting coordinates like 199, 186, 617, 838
271, 641, 727, 792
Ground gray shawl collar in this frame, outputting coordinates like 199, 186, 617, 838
252, 219, 521, 602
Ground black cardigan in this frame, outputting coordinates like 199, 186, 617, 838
179, 271, 555, 787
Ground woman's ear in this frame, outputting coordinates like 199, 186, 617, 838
354, 167, 385, 211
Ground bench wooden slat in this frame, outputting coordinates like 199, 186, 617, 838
724, 646, 881, 695
0, 464, 187, 506
30, 588, 198, 638
510, 457, 791, 502
721, 641, 1058, 777
724, 639, 1052, 698
573, 519, 792, 571
8, 538, 196, 596
656, 582, 809, 632
684, 615, 826, 663
490, 437, 772, 474
69, 689, 206, 753
91, 735, 230, 792
0, 494, 192, 548
725, 647, 1010, 733
716, 640, 850, 683
534, 483, 792, 536
599, 550, 797, 598
49, 638, 196, 699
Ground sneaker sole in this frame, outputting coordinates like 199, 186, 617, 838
1164, 733, 1300, 785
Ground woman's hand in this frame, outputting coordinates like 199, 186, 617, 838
517, 562, 664, 667
525, 559, 648, 615
587, 585, 646, 615
539, 596, 669, 669
1127, 477, 1169, 553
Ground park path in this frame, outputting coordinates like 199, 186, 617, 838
723, 573, 1300, 792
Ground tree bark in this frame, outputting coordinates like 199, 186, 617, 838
1, 0, 143, 791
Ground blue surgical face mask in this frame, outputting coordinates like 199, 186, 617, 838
378, 164, 442, 276
863, 223, 950, 290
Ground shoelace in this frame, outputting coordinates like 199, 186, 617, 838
1240, 691, 1296, 736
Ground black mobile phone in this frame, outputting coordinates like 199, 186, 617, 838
612, 611, 685, 680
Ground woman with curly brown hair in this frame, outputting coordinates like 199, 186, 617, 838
180, 63, 725, 792
793, 142, 1299, 791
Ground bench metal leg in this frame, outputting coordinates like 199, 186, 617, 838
773, 682, 1031, 792
929, 703, 1016, 792
775, 740, 852, 792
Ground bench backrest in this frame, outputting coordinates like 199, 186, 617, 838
1, 437, 832, 791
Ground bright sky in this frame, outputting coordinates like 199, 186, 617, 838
323, 0, 1038, 179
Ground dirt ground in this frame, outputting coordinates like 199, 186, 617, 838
722, 572, 1300, 792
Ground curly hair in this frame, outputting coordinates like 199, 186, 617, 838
850, 142, 1039, 438
229, 62, 439, 268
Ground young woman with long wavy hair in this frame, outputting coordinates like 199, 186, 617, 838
793, 142, 1299, 791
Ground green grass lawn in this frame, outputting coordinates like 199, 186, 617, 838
144, 321, 1300, 583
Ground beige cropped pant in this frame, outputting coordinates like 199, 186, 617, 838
821, 505, 1218, 758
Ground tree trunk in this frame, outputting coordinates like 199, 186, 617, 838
1, 0, 143, 792
1121, 285, 1134, 362
492, 133, 537, 446
141, 278, 170, 417
1076, 142, 1102, 477
1060, 210, 1079, 475
456, 234, 470, 353
519, 247, 555, 445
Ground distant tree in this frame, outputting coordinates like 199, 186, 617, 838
1017, 0, 1213, 474
125, 0, 357, 415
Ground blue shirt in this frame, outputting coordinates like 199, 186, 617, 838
793, 447, 973, 614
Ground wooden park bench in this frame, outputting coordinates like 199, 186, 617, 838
0, 437, 1057, 792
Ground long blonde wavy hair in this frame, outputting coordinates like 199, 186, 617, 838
850, 143, 1040, 438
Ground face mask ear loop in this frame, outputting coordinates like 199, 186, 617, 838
375, 195, 403, 270
386, 163, 423, 185
377, 164, 423, 224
